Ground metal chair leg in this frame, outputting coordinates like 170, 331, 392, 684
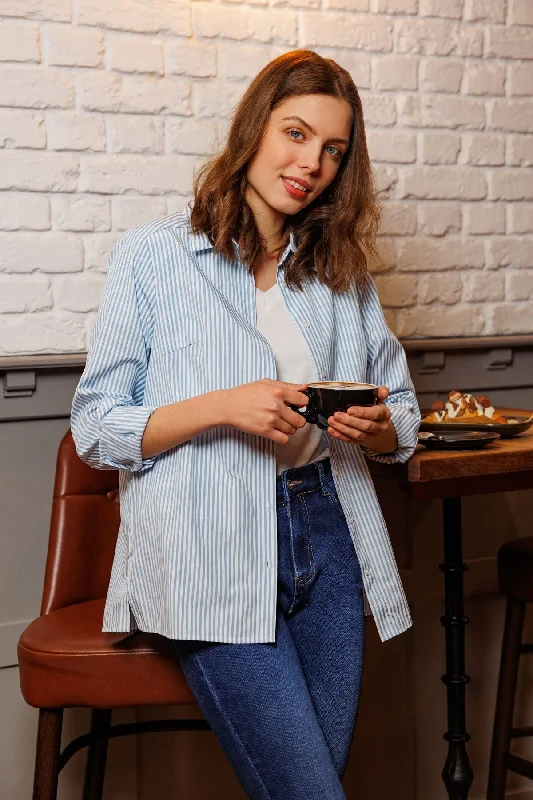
33, 708, 64, 800
487, 599, 525, 800
82, 709, 113, 800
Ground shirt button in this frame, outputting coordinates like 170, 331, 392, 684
321, 372, 327, 379
333, 469, 339, 477
364, 567, 371, 578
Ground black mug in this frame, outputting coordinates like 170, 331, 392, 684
289, 382, 379, 430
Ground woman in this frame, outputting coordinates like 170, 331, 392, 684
71, 49, 420, 799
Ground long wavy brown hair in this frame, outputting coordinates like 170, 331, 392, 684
189, 48, 381, 293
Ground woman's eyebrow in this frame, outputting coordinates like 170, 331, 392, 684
280, 115, 350, 145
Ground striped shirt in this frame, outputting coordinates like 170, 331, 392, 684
71, 205, 421, 644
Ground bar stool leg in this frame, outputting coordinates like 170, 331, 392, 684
82, 709, 112, 800
487, 599, 525, 800
33, 708, 64, 800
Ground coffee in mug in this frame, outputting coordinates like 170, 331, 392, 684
289, 382, 378, 430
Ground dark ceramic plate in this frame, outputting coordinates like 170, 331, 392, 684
420, 415, 533, 439
418, 431, 501, 450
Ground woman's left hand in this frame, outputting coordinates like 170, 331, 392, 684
327, 385, 393, 446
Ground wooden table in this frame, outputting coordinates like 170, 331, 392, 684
369, 410, 533, 800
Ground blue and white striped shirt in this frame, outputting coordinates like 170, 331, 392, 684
71, 205, 421, 644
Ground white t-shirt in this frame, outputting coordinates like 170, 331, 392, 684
255, 283, 330, 476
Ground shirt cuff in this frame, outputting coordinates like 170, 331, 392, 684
362, 404, 421, 465
100, 405, 159, 472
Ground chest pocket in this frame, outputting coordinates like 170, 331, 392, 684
145, 336, 203, 406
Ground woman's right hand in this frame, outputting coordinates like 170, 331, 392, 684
221, 379, 310, 444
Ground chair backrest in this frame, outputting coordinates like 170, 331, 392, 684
41, 429, 120, 615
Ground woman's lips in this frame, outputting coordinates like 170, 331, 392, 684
281, 176, 308, 199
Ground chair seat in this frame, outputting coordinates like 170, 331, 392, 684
18, 598, 196, 709
498, 536, 533, 603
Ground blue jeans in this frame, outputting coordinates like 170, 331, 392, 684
173, 456, 364, 800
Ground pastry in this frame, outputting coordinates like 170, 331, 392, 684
422, 391, 508, 424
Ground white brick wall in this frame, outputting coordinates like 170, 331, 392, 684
0, 0, 532, 353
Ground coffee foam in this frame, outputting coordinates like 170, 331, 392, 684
308, 381, 374, 390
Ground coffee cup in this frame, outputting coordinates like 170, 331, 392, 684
289, 382, 378, 430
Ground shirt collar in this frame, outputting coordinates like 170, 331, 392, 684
185, 204, 297, 258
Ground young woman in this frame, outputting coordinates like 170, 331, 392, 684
71, 49, 420, 799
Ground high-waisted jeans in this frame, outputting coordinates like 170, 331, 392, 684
172, 456, 365, 800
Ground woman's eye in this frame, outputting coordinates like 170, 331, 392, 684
288, 129, 303, 140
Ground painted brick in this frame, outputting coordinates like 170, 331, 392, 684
373, 56, 418, 91
79, 155, 196, 195
166, 40, 217, 78
112, 197, 168, 231
47, 113, 105, 152
400, 167, 487, 200
83, 233, 121, 271
487, 304, 533, 335
166, 118, 219, 156
0, 193, 50, 231
489, 171, 533, 201
465, 0, 505, 24
108, 33, 163, 75
420, 59, 463, 93
361, 93, 396, 126
0, 21, 40, 62
80, 73, 191, 116
463, 272, 505, 302
0, 151, 79, 191
420, 132, 461, 165
487, 27, 533, 59
462, 134, 505, 166
322, 0, 368, 9
193, 82, 245, 118
51, 195, 111, 232
419, 0, 463, 18
0, 109, 45, 148
380, 203, 417, 236
418, 273, 462, 304
464, 204, 505, 235
509, 206, 533, 235
301, 12, 392, 51
374, 0, 417, 12
1, 0, 71, 23
396, 306, 485, 337
395, 19, 483, 57
399, 95, 485, 129
489, 238, 533, 269
0, 314, 85, 355
508, 64, 533, 97
367, 130, 416, 163
78, 0, 191, 36
194, 5, 298, 45
43, 23, 103, 67
507, 273, 533, 301
510, 0, 533, 26
464, 63, 505, 96
0, 66, 74, 108
107, 115, 164, 155
53, 272, 106, 312
396, 237, 484, 271
374, 274, 417, 307
0, 274, 52, 313
0, 233, 83, 273
418, 204, 461, 236
489, 100, 533, 134
218, 43, 273, 81
507, 136, 533, 167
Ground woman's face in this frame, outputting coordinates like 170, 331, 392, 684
245, 93, 352, 229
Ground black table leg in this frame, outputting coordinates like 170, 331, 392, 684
439, 496, 474, 799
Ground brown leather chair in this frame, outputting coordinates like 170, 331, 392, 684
488, 537, 533, 798
18, 430, 210, 800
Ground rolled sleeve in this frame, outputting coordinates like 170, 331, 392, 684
357, 275, 421, 465
71, 229, 158, 472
